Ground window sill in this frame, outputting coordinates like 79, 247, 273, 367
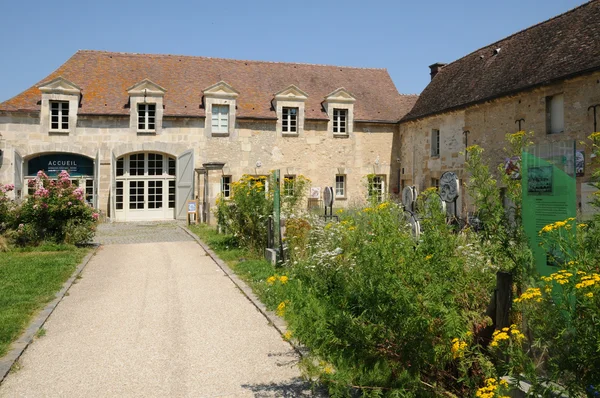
333, 133, 349, 138
430, 155, 440, 159
49, 130, 69, 135
137, 131, 157, 135
211, 131, 230, 137
281, 132, 299, 137
335, 196, 347, 201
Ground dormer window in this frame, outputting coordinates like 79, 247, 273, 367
138, 103, 156, 132
38, 76, 81, 135
273, 85, 308, 136
127, 79, 166, 135
323, 88, 355, 137
203, 81, 239, 137
50, 101, 70, 131
282, 107, 298, 133
211, 104, 230, 133
333, 109, 347, 134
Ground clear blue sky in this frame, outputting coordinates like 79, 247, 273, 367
0, 0, 587, 102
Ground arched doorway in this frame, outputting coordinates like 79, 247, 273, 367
113, 152, 177, 221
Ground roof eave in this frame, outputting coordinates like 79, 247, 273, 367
402, 65, 600, 123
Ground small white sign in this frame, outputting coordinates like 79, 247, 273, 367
310, 187, 321, 199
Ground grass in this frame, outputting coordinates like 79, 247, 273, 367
188, 224, 278, 303
0, 243, 89, 357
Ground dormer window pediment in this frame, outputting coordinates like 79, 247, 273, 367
128, 78, 166, 135
274, 85, 309, 102
203, 81, 239, 99
39, 77, 82, 96
324, 87, 356, 104
127, 79, 167, 97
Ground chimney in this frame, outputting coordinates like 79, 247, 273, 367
429, 62, 447, 80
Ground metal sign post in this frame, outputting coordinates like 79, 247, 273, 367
272, 170, 282, 263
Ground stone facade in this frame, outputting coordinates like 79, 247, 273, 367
0, 111, 397, 220
398, 70, 600, 217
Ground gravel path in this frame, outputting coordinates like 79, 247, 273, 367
0, 228, 316, 397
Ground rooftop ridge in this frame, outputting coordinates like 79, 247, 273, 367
434, 0, 595, 74
75, 50, 389, 72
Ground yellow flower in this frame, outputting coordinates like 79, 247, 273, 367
377, 202, 390, 210
589, 132, 600, 141
514, 287, 542, 303
323, 365, 334, 374
451, 337, 468, 359
585, 292, 593, 298
276, 301, 286, 316
283, 331, 292, 340
425, 254, 433, 261
577, 223, 588, 229
266, 276, 277, 285
279, 275, 289, 284
466, 144, 481, 152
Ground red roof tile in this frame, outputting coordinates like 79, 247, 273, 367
0, 51, 417, 123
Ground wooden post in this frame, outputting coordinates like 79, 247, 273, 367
495, 272, 513, 329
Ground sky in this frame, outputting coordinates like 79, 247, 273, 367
0, 0, 588, 103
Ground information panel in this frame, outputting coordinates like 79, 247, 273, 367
522, 141, 576, 275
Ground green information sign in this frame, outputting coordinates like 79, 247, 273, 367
27, 154, 94, 177
522, 141, 576, 275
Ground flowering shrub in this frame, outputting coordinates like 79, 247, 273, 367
0, 183, 16, 233
11, 170, 98, 245
215, 174, 274, 252
278, 201, 499, 396
216, 174, 308, 253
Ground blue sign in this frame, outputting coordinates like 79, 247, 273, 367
27, 154, 94, 177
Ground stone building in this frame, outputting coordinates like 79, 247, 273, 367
0, 51, 417, 221
397, 0, 600, 217
1, 1, 599, 222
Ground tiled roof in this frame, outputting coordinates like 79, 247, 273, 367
403, 0, 600, 121
0, 51, 417, 123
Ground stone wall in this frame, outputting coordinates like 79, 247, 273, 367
0, 112, 397, 217
399, 70, 600, 217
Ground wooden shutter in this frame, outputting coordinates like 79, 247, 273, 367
176, 150, 194, 219
14, 150, 23, 199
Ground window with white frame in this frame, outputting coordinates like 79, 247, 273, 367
138, 103, 156, 132
431, 129, 440, 157
431, 178, 440, 188
283, 175, 296, 196
547, 94, 564, 134
368, 175, 385, 202
221, 176, 232, 198
282, 107, 298, 133
335, 175, 346, 198
50, 101, 69, 131
212, 104, 229, 133
333, 109, 348, 134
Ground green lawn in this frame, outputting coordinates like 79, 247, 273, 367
0, 244, 89, 357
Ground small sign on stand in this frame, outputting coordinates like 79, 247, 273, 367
322, 186, 338, 221
187, 199, 199, 225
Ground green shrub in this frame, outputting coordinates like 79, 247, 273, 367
280, 202, 498, 397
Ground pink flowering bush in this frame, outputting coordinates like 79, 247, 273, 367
12, 170, 98, 245
0, 183, 16, 233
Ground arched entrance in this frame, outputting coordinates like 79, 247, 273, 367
113, 152, 177, 221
